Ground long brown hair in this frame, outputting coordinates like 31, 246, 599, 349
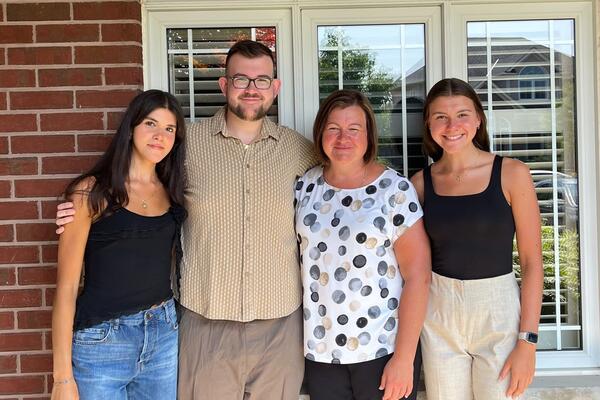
422, 78, 490, 161
313, 89, 378, 165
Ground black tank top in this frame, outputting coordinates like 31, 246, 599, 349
423, 155, 515, 280
74, 203, 186, 330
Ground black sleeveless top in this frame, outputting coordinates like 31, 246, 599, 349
74, 203, 186, 330
423, 155, 515, 280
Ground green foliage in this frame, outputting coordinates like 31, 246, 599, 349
317, 30, 395, 115
513, 225, 580, 302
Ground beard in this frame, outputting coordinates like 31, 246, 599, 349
227, 93, 271, 121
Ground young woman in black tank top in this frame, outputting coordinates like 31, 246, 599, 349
411, 78, 543, 400
51, 90, 186, 400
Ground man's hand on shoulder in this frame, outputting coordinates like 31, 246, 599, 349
55, 202, 76, 234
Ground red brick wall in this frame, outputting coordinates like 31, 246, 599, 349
0, 1, 142, 397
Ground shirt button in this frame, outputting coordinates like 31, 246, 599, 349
246, 163, 251, 168
246, 189, 250, 194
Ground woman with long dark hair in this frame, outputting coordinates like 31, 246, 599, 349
412, 78, 543, 399
51, 90, 186, 400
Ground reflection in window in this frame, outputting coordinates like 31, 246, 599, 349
166, 27, 277, 122
317, 25, 427, 177
468, 20, 580, 351
519, 66, 549, 100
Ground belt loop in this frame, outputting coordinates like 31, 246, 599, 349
111, 318, 120, 331
164, 300, 171, 324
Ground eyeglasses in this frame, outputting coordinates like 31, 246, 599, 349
228, 75, 274, 90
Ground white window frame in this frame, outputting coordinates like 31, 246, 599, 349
143, 0, 599, 373
446, 1, 599, 371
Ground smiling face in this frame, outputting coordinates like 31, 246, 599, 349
321, 105, 369, 166
426, 95, 481, 155
131, 107, 177, 166
218, 54, 281, 122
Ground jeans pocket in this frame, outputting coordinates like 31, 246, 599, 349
73, 322, 112, 345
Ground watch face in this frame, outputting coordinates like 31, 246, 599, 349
526, 332, 539, 344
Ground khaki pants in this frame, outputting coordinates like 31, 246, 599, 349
177, 307, 304, 400
421, 272, 521, 400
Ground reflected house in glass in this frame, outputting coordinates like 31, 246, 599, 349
466, 24, 581, 351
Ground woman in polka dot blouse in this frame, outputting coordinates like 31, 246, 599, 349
295, 90, 431, 400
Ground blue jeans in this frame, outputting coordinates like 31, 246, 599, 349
72, 298, 178, 400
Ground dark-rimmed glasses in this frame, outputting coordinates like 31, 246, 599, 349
228, 75, 273, 90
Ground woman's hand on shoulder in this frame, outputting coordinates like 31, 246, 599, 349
410, 170, 425, 204
499, 340, 536, 399
51, 379, 79, 400
380, 354, 414, 400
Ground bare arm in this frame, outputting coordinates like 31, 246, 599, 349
51, 184, 93, 399
499, 158, 543, 398
380, 219, 431, 400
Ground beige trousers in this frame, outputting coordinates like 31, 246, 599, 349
421, 272, 521, 400
177, 307, 304, 400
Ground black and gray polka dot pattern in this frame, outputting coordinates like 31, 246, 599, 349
295, 166, 423, 364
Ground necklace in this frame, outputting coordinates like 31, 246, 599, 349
129, 182, 159, 209
450, 150, 481, 183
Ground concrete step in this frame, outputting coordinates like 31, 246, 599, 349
300, 387, 600, 399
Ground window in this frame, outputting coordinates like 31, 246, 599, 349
316, 24, 427, 176
300, 6, 441, 177
519, 66, 550, 100
166, 27, 279, 122
467, 19, 580, 351
450, 2, 598, 369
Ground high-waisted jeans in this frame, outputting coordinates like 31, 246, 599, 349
72, 298, 178, 400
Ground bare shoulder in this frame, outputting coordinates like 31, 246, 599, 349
68, 177, 96, 215
410, 169, 425, 202
502, 157, 532, 186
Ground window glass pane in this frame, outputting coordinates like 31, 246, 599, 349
317, 24, 427, 177
167, 27, 278, 122
467, 19, 580, 351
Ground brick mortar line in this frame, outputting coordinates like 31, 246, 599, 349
0, 282, 56, 290
1, 42, 142, 48
3, 175, 87, 179
0, 63, 142, 69
0, 152, 104, 156
0, 20, 141, 25
4, 85, 141, 91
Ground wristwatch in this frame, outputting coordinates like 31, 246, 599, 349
518, 331, 539, 344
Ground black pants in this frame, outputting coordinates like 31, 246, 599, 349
305, 344, 422, 400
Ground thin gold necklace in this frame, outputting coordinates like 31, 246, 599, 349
451, 151, 481, 183
129, 183, 159, 209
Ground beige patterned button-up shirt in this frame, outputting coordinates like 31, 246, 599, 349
180, 107, 318, 322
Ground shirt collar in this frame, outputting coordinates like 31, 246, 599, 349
208, 106, 281, 141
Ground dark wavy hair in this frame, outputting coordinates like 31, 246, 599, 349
422, 78, 490, 161
313, 89, 378, 165
64, 89, 186, 217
